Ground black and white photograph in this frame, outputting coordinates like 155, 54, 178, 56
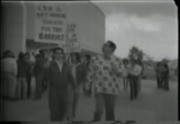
0, 0, 178, 124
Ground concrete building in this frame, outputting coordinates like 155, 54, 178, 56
1, 1, 105, 58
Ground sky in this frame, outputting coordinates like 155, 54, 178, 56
91, 0, 178, 61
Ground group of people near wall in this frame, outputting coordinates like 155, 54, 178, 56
1, 40, 170, 122
1, 50, 48, 100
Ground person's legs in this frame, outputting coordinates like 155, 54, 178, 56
2, 73, 9, 98
30, 76, 36, 99
48, 88, 61, 121
104, 94, 116, 121
58, 90, 68, 121
134, 77, 139, 99
27, 74, 31, 98
137, 77, 141, 94
125, 77, 129, 90
123, 78, 126, 90
93, 93, 104, 121
73, 88, 79, 118
129, 77, 134, 100
156, 76, 160, 88
22, 78, 28, 99
65, 85, 74, 121
35, 75, 43, 99
159, 76, 163, 88
7, 74, 17, 99
163, 77, 170, 91
16, 78, 22, 99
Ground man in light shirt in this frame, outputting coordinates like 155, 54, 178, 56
121, 59, 130, 90
128, 59, 142, 100
85, 41, 122, 121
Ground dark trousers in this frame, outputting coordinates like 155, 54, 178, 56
35, 75, 44, 99
27, 74, 31, 98
48, 87, 67, 121
129, 76, 139, 100
156, 76, 163, 88
94, 93, 116, 121
65, 85, 79, 120
123, 77, 129, 90
162, 77, 170, 90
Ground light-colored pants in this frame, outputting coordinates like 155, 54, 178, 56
2, 72, 17, 99
65, 84, 79, 120
16, 77, 27, 99
30, 77, 36, 99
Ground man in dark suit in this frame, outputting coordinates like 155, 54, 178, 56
48, 47, 70, 121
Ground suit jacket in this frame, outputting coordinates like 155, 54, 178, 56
48, 60, 70, 90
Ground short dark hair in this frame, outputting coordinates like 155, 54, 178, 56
131, 59, 137, 64
18, 52, 24, 60
53, 47, 64, 54
24, 52, 30, 57
107, 40, 116, 52
35, 53, 42, 59
71, 52, 80, 63
2, 50, 15, 58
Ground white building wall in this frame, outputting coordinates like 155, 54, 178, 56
1, 1, 105, 57
1, 2, 26, 58
25, 1, 105, 54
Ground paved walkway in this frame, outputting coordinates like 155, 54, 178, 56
2, 79, 178, 123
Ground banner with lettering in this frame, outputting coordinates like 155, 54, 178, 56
65, 23, 80, 53
35, 3, 67, 45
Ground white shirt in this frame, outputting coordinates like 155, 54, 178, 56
121, 64, 130, 77
128, 64, 142, 76
55, 59, 63, 72
1, 57, 17, 76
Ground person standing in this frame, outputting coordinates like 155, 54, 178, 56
1, 50, 17, 100
65, 53, 82, 121
47, 47, 69, 121
155, 62, 163, 88
136, 60, 144, 94
27, 52, 36, 98
16, 52, 31, 100
162, 62, 170, 91
128, 59, 142, 100
122, 59, 129, 90
84, 41, 122, 121
33, 53, 45, 99
80, 54, 91, 93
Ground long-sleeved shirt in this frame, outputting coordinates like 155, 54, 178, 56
17, 60, 31, 78
128, 64, 142, 76
1, 57, 17, 76
85, 55, 122, 95
121, 64, 130, 77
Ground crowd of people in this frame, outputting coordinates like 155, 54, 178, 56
1, 40, 170, 122
1, 50, 48, 101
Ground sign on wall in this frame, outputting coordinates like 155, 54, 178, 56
65, 23, 80, 53
35, 3, 66, 45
